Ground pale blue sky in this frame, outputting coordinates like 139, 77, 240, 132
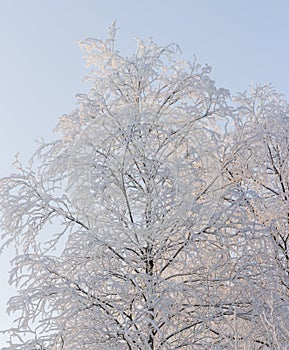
1, 0, 289, 346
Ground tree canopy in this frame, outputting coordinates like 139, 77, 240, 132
1, 24, 289, 349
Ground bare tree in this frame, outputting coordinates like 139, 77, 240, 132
1, 25, 288, 349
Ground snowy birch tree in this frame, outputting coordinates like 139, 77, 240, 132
1, 25, 289, 349
226, 85, 289, 347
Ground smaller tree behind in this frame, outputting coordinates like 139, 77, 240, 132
226, 84, 289, 345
